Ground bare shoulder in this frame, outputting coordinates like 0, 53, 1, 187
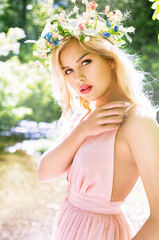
120, 105, 159, 140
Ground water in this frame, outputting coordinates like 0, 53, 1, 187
0, 119, 59, 139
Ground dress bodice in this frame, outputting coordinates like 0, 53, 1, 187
66, 130, 118, 202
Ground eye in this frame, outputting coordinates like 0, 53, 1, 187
82, 59, 91, 66
65, 69, 73, 75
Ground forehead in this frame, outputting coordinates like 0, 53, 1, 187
59, 39, 89, 66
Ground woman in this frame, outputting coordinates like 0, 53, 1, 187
36, 1, 159, 239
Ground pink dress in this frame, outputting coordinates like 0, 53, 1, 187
51, 105, 135, 240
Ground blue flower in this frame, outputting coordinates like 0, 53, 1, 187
106, 20, 111, 28
114, 25, 119, 32
43, 32, 52, 42
53, 39, 59, 46
102, 32, 111, 37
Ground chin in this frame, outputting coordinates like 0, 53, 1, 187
81, 96, 97, 102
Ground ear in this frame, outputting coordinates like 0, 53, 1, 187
109, 60, 115, 69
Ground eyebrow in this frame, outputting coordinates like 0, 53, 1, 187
61, 53, 90, 70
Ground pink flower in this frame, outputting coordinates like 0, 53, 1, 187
105, 5, 110, 14
58, 18, 66, 23
78, 23, 85, 30
41, 52, 48, 58
52, 33, 59, 38
29, 61, 41, 66
58, 10, 66, 23
88, 1, 98, 10
49, 42, 53, 46
115, 10, 122, 19
108, 10, 122, 22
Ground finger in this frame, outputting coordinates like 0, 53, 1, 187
100, 101, 131, 110
100, 123, 121, 131
97, 115, 125, 125
98, 108, 127, 117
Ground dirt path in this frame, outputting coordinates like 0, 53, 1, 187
0, 149, 149, 240
0, 150, 68, 240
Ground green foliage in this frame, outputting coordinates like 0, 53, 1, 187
0, 0, 159, 131
18, 77, 62, 123
0, 73, 32, 131
0, 56, 61, 130
0, 109, 17, 131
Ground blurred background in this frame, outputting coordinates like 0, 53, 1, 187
0, 0, 159, 239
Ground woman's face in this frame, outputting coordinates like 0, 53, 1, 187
59, 38, 118, 106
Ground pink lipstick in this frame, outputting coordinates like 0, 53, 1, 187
80, 85, 92, 94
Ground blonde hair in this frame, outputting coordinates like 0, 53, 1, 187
51, 35, 158, 122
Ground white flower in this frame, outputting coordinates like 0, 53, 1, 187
53, 14, 59, 20
82, 0, 89, 5
37, 38, 46, 48
127, 26, 135, 33
71, 0, 76, 2
10, 42, 20, 54
84, 28, 97, 36
58, 35, 64, 40
0, 32, 6, 39
7, 27, 26, 41
82, 12, 89, 21
84, 36, 90, 41
96, 20, 105, 30
87, 10, 96, 18
41, 22, 52, 37
33, 51, 38, 56
73, 6, 79, 13
60, 10, 66, 18
0, 42, 20, 56
73, 28, 80, 36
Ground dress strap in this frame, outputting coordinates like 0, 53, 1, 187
125, 103, 136, 113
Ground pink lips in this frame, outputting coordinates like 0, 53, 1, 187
80, 84, 93, 94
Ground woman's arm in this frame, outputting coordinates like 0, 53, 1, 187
37, 124, 87, 181
37, 101, 129, 181
125, 109, 159, 240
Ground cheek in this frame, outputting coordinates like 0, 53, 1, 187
66, 77, 77, 91
67, 77, 74, 86
89, 60, 110, 77
99, 64, 112, 82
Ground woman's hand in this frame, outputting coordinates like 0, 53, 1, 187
79, 101, 131, 138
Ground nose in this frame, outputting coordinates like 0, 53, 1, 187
75, 70, 86, 83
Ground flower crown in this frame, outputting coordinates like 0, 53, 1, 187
26, 0, 135, 66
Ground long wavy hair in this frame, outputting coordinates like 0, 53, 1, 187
51, 35, 158, 123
